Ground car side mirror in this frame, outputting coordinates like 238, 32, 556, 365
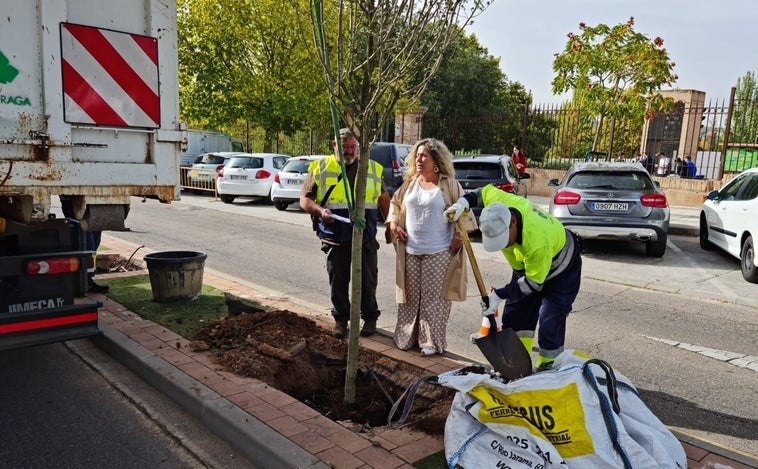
548, 178, 559, 187
519, 172, 531, 180
706, 190, 719, 201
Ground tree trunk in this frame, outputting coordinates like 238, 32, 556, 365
344, 140, 370, 404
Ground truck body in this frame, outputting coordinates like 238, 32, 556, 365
180, 129, 233, 167
0, 0, 182, 349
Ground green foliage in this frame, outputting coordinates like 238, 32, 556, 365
420, 30, 532, 153
98, 274, 229, 339
552, 17, 677, 152
178, 0, 330, 150
731, 70, 758, 144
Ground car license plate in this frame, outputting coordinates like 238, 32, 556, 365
592, 202, 628, 211
230, 175, 247, 180
286, 179, 302, 185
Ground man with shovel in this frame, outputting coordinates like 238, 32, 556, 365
444, 185, 582, 371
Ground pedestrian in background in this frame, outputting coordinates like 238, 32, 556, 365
656, 151, 670, 176
300, 128, 390, 339
685, 155, 698, 178
386, 138, 477, 356
512, 145, 527, 175
640, 152, 655, 174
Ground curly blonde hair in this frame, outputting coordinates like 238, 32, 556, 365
403, 138, 455, 181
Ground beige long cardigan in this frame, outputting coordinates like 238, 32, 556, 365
386, 175, 478, 303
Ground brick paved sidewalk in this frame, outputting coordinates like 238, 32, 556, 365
91, 233, 757, 469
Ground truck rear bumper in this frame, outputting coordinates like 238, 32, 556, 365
0, 302, 101, 350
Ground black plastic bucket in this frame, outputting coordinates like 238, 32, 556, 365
143, 251, 207, 302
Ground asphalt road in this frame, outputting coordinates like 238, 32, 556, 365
0, 339, 256, 468
78, 192, 757, 458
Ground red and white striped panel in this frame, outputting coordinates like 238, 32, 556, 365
60, 23, 160, 128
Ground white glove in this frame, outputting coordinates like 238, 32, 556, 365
480, 290, 504, 317
444, 197, 469, 222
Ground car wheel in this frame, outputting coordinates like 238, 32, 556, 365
220, 195, 235, 204
645, 233, 667, 257
274, 201, 289, 211
740, 236, 758, 283
699, 214, 715, 250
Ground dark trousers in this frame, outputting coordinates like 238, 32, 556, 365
323, 240, 380, 323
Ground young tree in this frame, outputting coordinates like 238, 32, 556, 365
552, 17, 678, 156
310, 0, 491, 403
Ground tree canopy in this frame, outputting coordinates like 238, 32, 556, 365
552, 17, 678, 153
178, 0, 329, 150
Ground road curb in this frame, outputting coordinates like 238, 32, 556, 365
93, 324, 328, 469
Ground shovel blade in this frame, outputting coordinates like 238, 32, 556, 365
474, 324, 532, 381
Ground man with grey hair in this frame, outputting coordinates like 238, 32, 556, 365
300, 128, 390, 339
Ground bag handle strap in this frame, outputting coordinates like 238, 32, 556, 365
583, 359, 632, 469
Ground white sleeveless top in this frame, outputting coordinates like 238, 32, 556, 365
404, 179, 453, 255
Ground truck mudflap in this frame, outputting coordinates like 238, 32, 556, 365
0, 301, 101, 350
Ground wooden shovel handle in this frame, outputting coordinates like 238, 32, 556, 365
456, 217, 487, 297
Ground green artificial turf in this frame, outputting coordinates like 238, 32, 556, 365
97, 274, 228, 339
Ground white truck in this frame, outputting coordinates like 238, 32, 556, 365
0, 0, 183, 349
180, 129, 234, 167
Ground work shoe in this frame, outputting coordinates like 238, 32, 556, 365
536, 358, 555, 372
332, 321, 347, 339
88, 281, 110, 293
359, 320, 377, 337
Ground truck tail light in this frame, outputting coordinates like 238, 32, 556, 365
256, 170, 271, 180
27, 257, 81, 275
641, 193, 668, 208
553, 190, 582, 205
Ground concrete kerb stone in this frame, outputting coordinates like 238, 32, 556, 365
94, 324, 328, 469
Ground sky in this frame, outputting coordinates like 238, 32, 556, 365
466, 0, 758, 104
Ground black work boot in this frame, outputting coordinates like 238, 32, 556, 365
332, 321, 347, 339
360, 320, 377, 337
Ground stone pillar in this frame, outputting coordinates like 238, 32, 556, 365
394, 107, 427, 145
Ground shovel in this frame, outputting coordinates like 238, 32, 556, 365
456, 218, 532, 381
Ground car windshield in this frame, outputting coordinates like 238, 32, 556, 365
227, 157, 262, 168
567, 171, 653, 191
281, 159, 313, 174
199, 154, 228, 165
453, 162, 503, 180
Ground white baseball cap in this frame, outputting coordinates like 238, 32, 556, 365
480, 203, 512, 252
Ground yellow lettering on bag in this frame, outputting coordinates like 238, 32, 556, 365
470, 382, 595, 458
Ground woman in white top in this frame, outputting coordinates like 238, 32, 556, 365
386, 139, 477, 355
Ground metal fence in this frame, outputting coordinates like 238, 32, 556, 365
179, 167, 217, 195
417, 90, 758, 180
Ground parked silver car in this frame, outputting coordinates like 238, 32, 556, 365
699, 167, 758, 282
548, 161, 670, 257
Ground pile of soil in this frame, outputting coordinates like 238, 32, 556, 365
193, 302, 458, 436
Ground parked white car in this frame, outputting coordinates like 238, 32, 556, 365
216, 153, 290, 204
270, 155, 328, 211
699, 167, 758, 283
